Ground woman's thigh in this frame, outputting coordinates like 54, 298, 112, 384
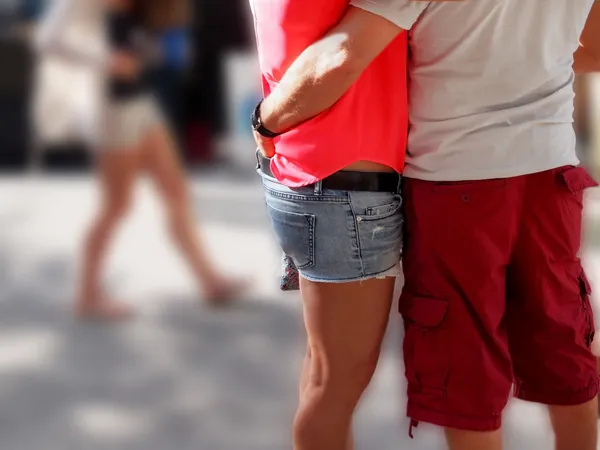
96, 149, 143, 208
300, 276, 395, 390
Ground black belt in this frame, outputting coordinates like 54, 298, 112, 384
257, 152, 400, 193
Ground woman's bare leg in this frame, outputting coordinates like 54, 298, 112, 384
293, 276, 395, 450
142, 125, 245, 302
76, 148, 142, 319
299, 331, 354, 450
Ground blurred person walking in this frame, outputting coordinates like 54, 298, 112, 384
79, 0, 247, 319
252, 1, 600, 450
36, 0, 245, 320
250, 2, 409, 449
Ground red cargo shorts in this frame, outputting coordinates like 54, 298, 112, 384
400, 166, 600, 432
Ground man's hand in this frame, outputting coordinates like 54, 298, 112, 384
253, 130, 276, 158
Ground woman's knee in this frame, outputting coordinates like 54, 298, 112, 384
163, 181, 190, 209
304, 343, 380, 404
294, 347, 367, 444
163, 185, 192, 224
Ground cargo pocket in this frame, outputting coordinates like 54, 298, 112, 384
579, 271, 595, 349
400, 294, 451, 397
560, 166, 599, 207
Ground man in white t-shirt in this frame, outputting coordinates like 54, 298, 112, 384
251, 1, 600, 449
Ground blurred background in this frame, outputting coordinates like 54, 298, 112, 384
1, 0, 259, 169
0, 1, 599, 449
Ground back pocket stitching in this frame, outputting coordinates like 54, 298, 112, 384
265, 202, 316, 270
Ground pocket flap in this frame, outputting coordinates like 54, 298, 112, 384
400, 295, 449, 327
561, 167, 599, 194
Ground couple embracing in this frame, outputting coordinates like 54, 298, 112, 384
250, 1, 600, 449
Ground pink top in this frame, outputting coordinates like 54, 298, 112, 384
251, 0, 409, 187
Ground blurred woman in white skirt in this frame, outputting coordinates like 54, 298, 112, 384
34, 0, 245, 320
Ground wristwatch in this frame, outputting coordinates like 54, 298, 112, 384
251, 100, 281, 138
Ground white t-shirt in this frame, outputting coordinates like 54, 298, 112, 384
351, 0, 595, 181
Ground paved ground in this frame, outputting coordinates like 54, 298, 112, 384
0, 168, 598, 450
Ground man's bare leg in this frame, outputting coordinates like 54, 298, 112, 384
445, 429, 502, 450
549, 400, 598, 450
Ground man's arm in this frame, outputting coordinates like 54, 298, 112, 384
574, 1, 600, 73
259, 6, 404, 134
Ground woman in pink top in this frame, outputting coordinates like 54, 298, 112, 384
250, 2, 408, 448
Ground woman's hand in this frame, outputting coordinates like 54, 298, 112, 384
110, 51, 141, 79
253, 130, 276, 158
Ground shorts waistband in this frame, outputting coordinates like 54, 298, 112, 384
256, 151, 401, 193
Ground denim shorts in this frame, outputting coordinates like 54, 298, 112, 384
259, 169, 404, 283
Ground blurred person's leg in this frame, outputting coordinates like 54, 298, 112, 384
293, 277, 394, 450
142, 121, 245, 302
507, 167, 599, 450
77, 148, 142, 319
